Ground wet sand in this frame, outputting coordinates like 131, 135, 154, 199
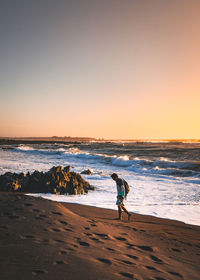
0, 192, 199, 280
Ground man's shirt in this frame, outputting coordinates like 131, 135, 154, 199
116, 178, 125, 198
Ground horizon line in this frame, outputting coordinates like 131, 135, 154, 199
0, 136, 200, 142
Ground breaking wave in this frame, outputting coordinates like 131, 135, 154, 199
1, 141, 200, 226
13, 144, 200, 179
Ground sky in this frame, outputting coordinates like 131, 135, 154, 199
0, 0, 200, 139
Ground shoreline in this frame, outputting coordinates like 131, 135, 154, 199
28, 193, 200, 227
0, 192, 199, 280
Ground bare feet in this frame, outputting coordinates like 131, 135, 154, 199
128, 213, 131, 221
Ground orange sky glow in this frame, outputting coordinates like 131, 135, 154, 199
0, 1, 199, 139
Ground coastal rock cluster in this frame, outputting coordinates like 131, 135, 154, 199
81, 169, 92, 175
0, 166, 94, 195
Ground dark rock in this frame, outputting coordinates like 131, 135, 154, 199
18, 173, 26, 179
81, 169, 92, 175
63, 166, 70, 174
0, 166, 94, 195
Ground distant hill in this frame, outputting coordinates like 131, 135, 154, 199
0, 136, 97, 145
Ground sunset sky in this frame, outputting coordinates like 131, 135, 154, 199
0, 0, 199, 139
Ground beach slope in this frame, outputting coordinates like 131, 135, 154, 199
0, 193, 199, 280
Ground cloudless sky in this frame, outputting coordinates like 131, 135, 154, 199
0, 0, 199, 139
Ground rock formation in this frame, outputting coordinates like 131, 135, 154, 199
81, 169, 92, 175
0, 166, 94, 195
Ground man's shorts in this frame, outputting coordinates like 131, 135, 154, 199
116, 197, 124, 206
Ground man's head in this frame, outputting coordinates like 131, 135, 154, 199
111, 173, 118, 181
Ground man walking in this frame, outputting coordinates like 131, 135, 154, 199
111, 173, 131, 221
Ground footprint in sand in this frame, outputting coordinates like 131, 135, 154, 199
90, 237, 99, 241
54, 239, 64, 243
64, 228, 73, 232
88, 219, 97, 223
97, 258, 112, 265
126, 244, 139, 251
145, 265, 159, 272
115, 236, 127, 241
90, 237, 103, 243
126, 254, 138, 261
119, 272, 134, 279
168, 271, 183, 278
122, 260, 135, 265
155, 277, 166, 280
149, 255, 164, 264
84, 232, 92, 236
79, 241, 90, 247
116, 259, 135, 265
52, 211, 63, 216
54, 260, 65, 265
58, 220, 68, 225
126, 242, 135, 247
52, 228, 61, 232
59, 247, 74, 254
94, 233, 111, 240
106, 247, 115, 252
39, 214, 48, 218
137, 245, 153, 252
60, 250, 68, 255
24, 235, 35, 239
84, 227, 90, 230
172, 248, 181, 253
32, 269, 47, 275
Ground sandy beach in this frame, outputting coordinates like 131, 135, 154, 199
0, 192, 199, 280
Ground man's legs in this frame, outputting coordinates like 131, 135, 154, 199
118, 206, 122, 220
121, 206, 131, 221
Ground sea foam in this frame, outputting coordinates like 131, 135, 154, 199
1, 141, 200, 226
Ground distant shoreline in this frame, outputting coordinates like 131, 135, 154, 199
0, 137, 200, 145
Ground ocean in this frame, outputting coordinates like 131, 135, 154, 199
0, 141, 200, 226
